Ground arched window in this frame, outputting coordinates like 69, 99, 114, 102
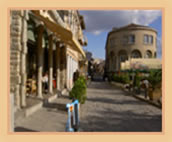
117, 50, 128, 70
131, 50, 142, 58
145, 50, 152, 58
118, 50, 128, 62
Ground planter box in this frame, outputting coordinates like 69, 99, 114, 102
148, 88, 162, 101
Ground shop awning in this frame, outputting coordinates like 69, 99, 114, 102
31, 10, 86, 58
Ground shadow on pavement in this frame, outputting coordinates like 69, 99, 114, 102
14, 127, 39, 132
88, 81, 117, 90
80, 108, 162, 132
86, 97, 151, 106
43, 103, 67, 112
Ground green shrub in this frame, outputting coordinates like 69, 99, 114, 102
122, 73, 130, 84
69, 76, 87, 104
148, 69, 162, 89
113, 73, 130, 84
133, 72, 141, 88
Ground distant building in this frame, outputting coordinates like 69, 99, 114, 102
85, 50, 92, 61
105, 23, 158, 73
92, 58, 105, 76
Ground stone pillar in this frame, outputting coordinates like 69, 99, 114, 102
56, 42, 61, 91
70, 56, 72, 88
10, 11, 23, 109
71, 58, 73, 86
66, 55, 69, 89
36, 23, 44, 98
20, 11, 28, 107
61, 45, 67, 89
48, 33, 53, 94
64, 46, 67, 89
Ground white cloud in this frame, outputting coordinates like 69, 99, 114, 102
92, 30, 102, 35
80, 10, 161, 35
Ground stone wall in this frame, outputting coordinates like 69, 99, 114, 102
10, 10, 28, 109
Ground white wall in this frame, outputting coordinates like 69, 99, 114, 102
67, 55, 78, 89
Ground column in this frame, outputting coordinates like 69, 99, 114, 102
56, 41, 61, 91
67, 55, 70, 89
36, 22, 44, 98
71, 58, 74, 87
64, 47, 67, 89
20, 11, 28, 107
71, 58, 73, 86
69, 56, 72, 88
48, 32, 53, 94
61, 45, 67, 89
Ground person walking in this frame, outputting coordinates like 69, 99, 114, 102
42, 72, 48, 93
141, 79, 149, 99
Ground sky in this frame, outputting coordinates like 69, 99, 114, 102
80, 10, 162, 59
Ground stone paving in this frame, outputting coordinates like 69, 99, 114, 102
14, 81, 162, 132
14, 96, 71, 132
79, 81, 162, 132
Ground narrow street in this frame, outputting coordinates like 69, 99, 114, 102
79, 81, 162, 132
15, 81, 162, 132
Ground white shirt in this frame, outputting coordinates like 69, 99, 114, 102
42, 75, 48, 83
143, 80, 149, 88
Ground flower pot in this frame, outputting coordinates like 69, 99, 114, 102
148, 88, 154, 100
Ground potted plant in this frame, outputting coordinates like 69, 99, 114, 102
148, 69, 162, 101
69, 76, 87, 104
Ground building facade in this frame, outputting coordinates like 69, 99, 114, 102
105, 23, 157, 73
10, 10, 87, 110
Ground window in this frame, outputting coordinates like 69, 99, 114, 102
144, 35, 149, 44
144, 34, 153, 44
120, 55, 127, 62
145, 50, 152, 58
149, 35, 153, 44
128, 35, 135, 44
118, 50, 128, 62
109, 37, 116, 47
123, 34, 135, 44
131, 50, 142, 58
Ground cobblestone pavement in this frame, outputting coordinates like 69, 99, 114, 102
14, 96, 70, 132
15, 81, 162, 132
79, 81, 162, 132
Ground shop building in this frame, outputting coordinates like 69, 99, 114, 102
10, 10, 87, 110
